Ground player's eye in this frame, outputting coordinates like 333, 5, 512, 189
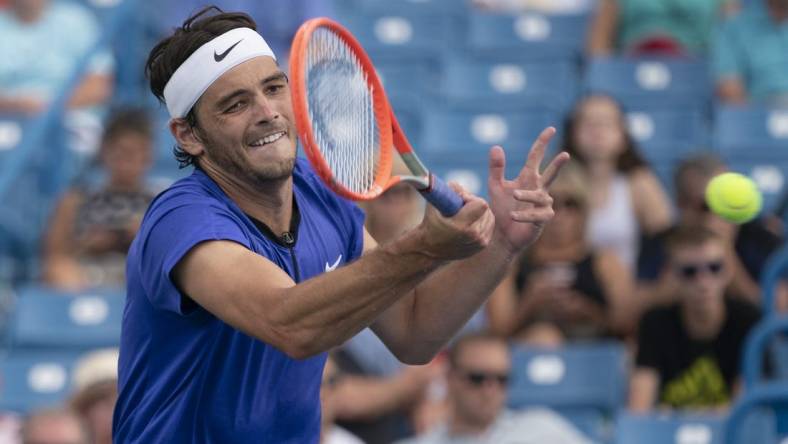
225, 101, 245, 113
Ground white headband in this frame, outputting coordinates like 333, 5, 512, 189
163, 27, 276, 118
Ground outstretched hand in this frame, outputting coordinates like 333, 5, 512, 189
488, 127, 570, 254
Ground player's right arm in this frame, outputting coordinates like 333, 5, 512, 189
171, 194, 494, 360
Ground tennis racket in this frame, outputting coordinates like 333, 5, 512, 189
289, 17, 464, 217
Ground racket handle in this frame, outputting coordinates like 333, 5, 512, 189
421, 174, 464, 217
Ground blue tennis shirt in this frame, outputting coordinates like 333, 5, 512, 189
113, 158, 365, 443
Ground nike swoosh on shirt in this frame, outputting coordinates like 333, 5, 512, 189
214, 39, 243, 62
325, 255, 342, 272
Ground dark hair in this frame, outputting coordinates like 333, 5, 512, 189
673, 152, 727, 200
145, 6, 257, 168
102, 107, 152, 147
664, 224, 724, 259
447, 332, 507, 368
561, 94, 648, 174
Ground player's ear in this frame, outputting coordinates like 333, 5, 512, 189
170, 117, 205, 157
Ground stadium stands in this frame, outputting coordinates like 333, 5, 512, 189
2, 0, 788, 439
9, 285, 123, 350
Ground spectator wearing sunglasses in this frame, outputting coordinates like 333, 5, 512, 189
637, 153, 782, 308
396, 333, 592, 444
488, 161, 634, 343
629, 225, 761, 412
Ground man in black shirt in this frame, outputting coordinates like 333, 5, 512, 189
630, 225, 761, 411
637, 153, 782, 306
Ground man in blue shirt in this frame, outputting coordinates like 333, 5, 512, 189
712, 0, 788, 105
113, 6, 568, 443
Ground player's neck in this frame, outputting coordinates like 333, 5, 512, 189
207, 167, 294, 234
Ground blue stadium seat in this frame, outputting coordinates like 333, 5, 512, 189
723, 159, 788, 214
0, 113, 29, 164
10, 285, 124, 350
713, 106, 788, 157
584, 57, 712, 110
420, 107, 560, 161
438, 55, 578, 112
466, 12, 590, 62
0, 350, 83, 414
344, 12, 456, 59
507, 343, 627, 441
615, 413, 725, 444
724, 384, 788, 444
625, 109, 710, 164
335, 0, 465, 15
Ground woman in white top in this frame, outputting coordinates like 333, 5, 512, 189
562, 94, 672, 272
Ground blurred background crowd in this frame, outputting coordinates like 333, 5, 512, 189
1, 0, 788, 443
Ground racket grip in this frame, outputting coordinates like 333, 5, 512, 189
421, 174, 464, 217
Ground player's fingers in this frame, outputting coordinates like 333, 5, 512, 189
455, 194, 489, 224
513, 190, 553, 207
540, 152, 571, 188
524, 127, 556, 174
447, 181, 472, 202
488, 146, 506, 185
510, 207, 555, 223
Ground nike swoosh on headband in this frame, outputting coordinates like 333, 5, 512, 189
214, 39, 243, 62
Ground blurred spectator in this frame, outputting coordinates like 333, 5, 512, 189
395, 333, 592, 444
637, 153, 782, 306
42, 108, 154, 291
587, 0, 736, 56
487, 161, 634, 343
712, 0, 788, 105
562, 95, 673, 271
20, 407, 89, 444
470, 0, 593, 13
0, 0, 114, 114
321, 356, 365, 444
69, 349, 119, 444
629, 225, 761, 412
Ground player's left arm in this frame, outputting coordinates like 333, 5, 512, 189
371, 128, 569, 363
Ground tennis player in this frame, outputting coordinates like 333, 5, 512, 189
112, 7, 568, 443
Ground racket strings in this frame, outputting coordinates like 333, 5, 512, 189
305, 28, 380, 195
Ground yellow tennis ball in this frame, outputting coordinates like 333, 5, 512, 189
705, 172, 763, 224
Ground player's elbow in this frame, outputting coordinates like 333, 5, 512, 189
389, 343, 440, 366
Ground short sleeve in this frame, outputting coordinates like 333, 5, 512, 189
138, 201, 250, 315
345, 202, 365, 261
711, 19, 743, 81
635, 311, 663, 370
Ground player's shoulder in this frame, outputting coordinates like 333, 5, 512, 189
144, 168, 231, 220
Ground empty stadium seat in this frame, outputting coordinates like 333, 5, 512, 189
626, 109, 709, 160
420, 107, 560, 160
335, 0, 464, 15
344, 12, 456, 59
10, 285, 124, 350
713, 106, 788, 157
615, 413, 725, 444
0, 350, 83, 414
724, 384, 788, 444
438, 55, 578, 112
584, 58, 712, 110
466, 12, 589, 62
0, 113, 28, 163
508, 343, 627, 441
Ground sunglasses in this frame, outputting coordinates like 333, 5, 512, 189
461, 370, 510, 387
675, 260, 725, 280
